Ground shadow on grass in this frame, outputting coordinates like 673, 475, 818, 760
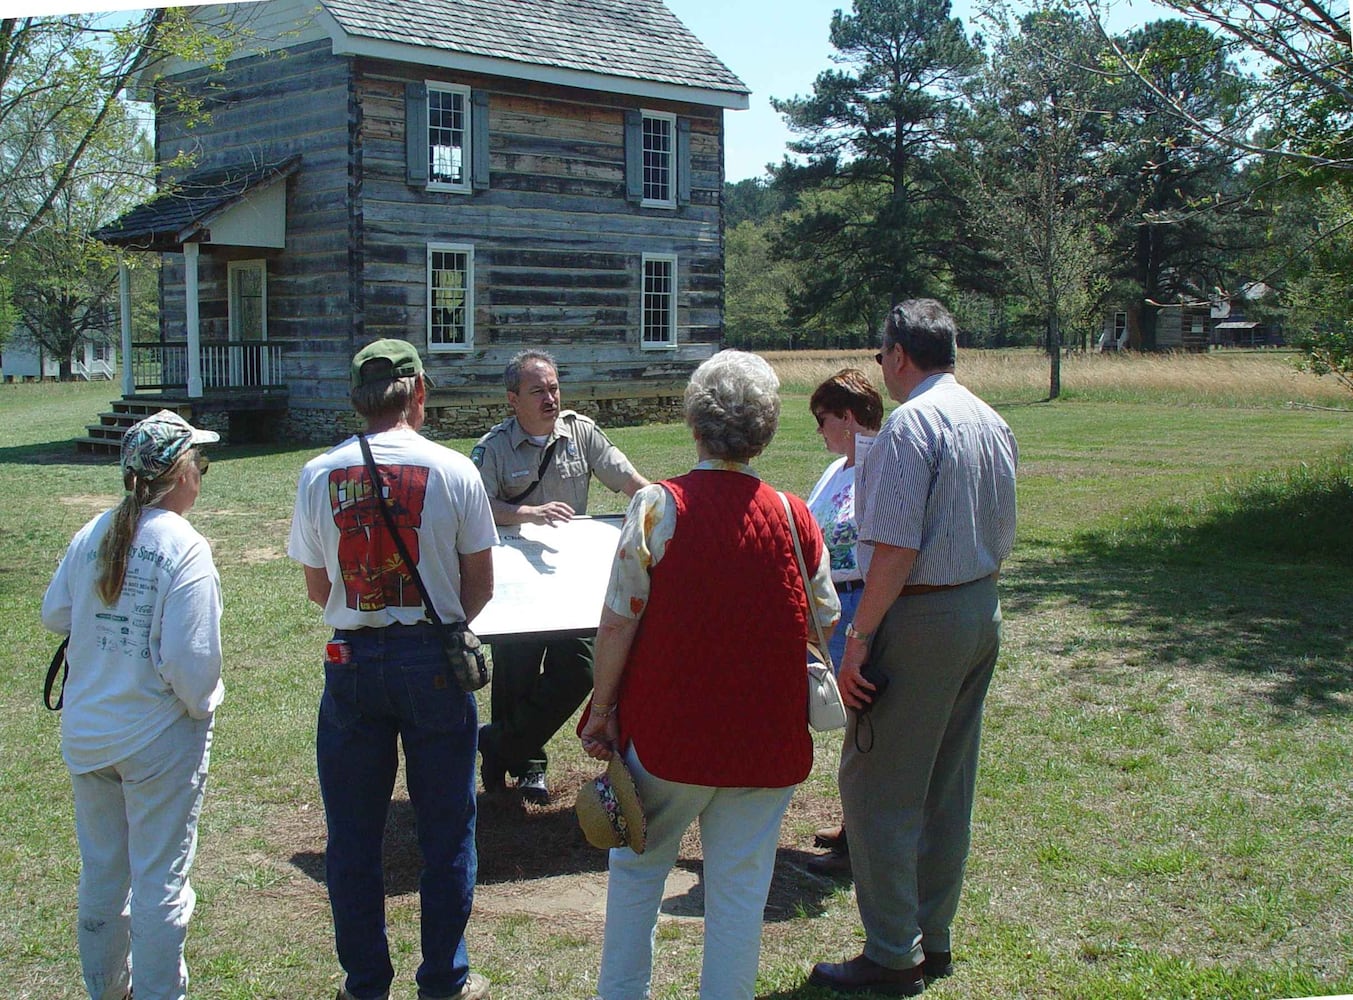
289, 800, 844, 922
1005, 458, 1353, 716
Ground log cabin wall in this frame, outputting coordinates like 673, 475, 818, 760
353, 57, 725, 420
156, 40, 357, 433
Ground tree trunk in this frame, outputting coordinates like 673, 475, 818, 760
1049, 313, 1061, 399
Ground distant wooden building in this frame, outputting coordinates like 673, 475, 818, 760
1, 331, 117, 382
91, 0, 747, 447
1099, 301, 1211, 352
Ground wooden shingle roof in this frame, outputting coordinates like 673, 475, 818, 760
321, 0, 748, 106
93, 156, 301, 251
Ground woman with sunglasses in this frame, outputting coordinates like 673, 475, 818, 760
805, 368, 883, 875
42, 409, 224, 1000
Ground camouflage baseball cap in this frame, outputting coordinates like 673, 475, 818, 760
120, 410, 220, 480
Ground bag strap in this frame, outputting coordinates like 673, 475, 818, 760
44, 636, 69, 711
357, 432, 445, 628
777, 491, 833, 669
503, 436, 561, 505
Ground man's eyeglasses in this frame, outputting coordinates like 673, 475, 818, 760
873, 351, 884, 365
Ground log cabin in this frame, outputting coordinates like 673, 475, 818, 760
89, 0, 748, 447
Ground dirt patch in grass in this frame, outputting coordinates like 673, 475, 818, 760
248, 755, 852, 925
58, 493, 119, 516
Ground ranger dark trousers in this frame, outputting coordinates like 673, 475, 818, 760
483, 637, 594, 774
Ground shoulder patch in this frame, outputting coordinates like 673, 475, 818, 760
470, 445, 486, 467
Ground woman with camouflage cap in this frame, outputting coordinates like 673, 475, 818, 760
42, 409, 224, 1000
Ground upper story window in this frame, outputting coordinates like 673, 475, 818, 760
625, 109, 690, 208
429, 83, 471, 191
641, 111, 676, 207
641, 253, 677, 349
407, 82, 489, 192
428, 243, 474, 352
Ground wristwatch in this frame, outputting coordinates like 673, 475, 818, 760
845, 622, 872, 643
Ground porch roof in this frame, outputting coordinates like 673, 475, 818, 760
93, 155, 302, 252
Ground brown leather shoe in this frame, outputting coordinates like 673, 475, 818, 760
809, 954, 925, 996
805, 847, 852, 876
814, 823, 847, 850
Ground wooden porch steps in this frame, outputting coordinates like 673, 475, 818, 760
75, 398, 196, 457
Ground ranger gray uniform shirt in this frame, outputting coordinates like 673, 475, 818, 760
471, 410, 637, 513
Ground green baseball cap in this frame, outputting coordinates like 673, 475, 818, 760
351, 339, 426, 389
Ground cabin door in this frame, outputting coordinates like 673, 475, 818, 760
228, 260, 268, 386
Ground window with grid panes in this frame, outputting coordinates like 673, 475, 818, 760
642, 254, 676, 348
642, 112, 675, 206
428, 244, 473, 351
429, 84, 470, 190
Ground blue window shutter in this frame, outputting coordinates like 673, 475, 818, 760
624, 109, 643, 203
406, 82, 428, 186
471, 90, 490, 190
676, 117, 691, 206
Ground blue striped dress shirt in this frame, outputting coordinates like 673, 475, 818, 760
856, 373, 1018, 585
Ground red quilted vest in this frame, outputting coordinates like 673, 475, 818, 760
617, 469, 819, 787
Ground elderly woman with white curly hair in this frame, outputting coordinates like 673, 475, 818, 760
579, 350, 840, 999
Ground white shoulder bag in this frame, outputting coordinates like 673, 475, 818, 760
778, 492, 848, 732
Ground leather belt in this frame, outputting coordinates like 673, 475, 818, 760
900, 575, 992, 596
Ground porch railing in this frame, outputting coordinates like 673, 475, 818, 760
72, 358, 115, 381
130, 340, 285, 392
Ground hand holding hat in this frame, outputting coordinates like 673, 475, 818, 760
576, 755, 646, 854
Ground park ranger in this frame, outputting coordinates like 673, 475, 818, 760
471, 349, 648, 803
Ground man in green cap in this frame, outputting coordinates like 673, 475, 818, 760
288, 338, 498, 1000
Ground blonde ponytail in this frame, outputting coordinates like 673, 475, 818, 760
95, 451, 194, 605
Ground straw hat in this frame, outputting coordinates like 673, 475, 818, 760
575, 755, 646, 853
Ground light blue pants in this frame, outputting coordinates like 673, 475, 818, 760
840, 577, 1001, 969
597, 745, 795, 1000
70, 712, 213, 1000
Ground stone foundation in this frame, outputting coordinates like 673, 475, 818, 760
277, 395, 684, 447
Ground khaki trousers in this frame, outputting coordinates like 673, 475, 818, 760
839, 575, 1002, 969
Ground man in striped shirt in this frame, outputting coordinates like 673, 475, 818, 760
810, 299, 1018, 997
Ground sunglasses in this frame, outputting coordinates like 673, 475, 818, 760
874, 351, 885, 365
194, 452, 210, 476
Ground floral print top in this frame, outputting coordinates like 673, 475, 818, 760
806, 456, 862, 584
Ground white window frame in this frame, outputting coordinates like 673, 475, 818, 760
228, 259, 267, 341
641, 253, 677, 350
427, 242, 475, 353
428, 82, 472, 194
640, 110, 677, 208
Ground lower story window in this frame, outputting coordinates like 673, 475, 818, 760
642, 253, 676, 348
428, 243, 474, 351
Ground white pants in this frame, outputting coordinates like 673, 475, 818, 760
597, 745, 794, 1000
70, 712, 213, 1000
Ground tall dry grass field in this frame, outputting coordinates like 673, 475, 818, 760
766, 347, 1352, 408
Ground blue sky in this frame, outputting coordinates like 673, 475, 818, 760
666, 0, 1174, 181
5, 0, 1172, 182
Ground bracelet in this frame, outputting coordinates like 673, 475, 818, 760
845, 623, 873, 643
590, 702, 615, 718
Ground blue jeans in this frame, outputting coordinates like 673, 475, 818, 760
317, 624, 479, 1000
